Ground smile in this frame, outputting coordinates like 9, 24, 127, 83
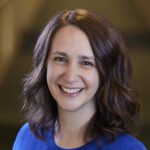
59, 85, 83, 94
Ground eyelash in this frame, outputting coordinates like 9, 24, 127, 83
80, 61, 94, 67
53, 57, 94, 67
54, 57, 67, 63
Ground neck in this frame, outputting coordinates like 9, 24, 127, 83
54, 104, 96, 148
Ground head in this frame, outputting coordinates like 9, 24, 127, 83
46, 25, 100, 114
23, 9, 140, 141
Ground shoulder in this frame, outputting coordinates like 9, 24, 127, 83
13, 123, 35, 142
102, 133, 147, 150
12, 123, 48, 150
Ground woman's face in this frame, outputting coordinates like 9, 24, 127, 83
46, 25, 99, 113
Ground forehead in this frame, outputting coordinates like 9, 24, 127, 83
50, 25, 94, 57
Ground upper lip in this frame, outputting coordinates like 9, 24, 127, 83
58, 84, 84, 89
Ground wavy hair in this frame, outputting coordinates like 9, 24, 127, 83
23, 9, 141, 142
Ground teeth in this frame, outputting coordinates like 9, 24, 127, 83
61, 86, 82, 94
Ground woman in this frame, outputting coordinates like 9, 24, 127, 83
13, 9, 147, 150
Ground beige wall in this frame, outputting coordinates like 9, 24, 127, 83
0, 0, 46, 85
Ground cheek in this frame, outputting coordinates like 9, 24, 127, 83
86, 71, 99, 90
46, 65, 54, 87
46, 65, 62, 83
46, 67, 51, 82
46, 67, 56, 96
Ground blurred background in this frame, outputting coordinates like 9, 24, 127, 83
0, 0, 150, 149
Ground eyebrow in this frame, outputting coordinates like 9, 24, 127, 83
79, 55, 95, 60
51, 51, 67, 57
51, 51, 95, 60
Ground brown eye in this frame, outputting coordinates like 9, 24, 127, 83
54, 57, 67, 63
81, 61, 94, 67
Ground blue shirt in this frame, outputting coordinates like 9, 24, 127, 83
13, 123, 147, 150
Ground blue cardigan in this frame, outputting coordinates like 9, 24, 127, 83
13, 123, 147, 150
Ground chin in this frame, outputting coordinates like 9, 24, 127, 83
58, 103, 84, 112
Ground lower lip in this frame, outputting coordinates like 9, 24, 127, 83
59, 86, 83, 97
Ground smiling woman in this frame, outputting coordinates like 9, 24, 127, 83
13, 9, 147, 150
47, 25, 99, 113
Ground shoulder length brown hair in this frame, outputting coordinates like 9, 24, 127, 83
23, 9, 141, 142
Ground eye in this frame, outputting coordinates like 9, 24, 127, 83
81, 61, 94, 67
54, 57, 67, 63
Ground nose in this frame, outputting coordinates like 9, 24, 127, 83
63, 63, 78, 83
